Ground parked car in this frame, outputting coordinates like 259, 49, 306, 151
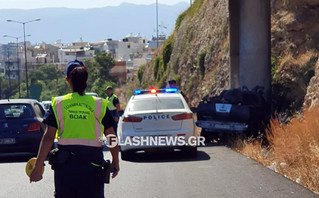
196, 86, 269, 142
0, 99, 46, 155
86, 92, 98, 97
41, 100, 52, 112
118, 88, 197, 160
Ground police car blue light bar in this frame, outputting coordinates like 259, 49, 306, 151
134, 89, 142, 95
165, 88, 178, 93
133, 88, 179, 95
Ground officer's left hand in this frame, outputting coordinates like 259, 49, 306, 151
110, 160, 120, 179
30, 166, 43, 183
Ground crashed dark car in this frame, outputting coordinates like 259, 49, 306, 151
196, 86, 269, 141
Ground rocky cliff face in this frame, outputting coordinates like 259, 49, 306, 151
271, 0, 319, 114
304, 59, 319, 109
123, 0, 319, 114
168, 0, 230, 107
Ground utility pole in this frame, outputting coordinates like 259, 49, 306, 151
6, 49, 11, 97
156, 0, 159, 48
23, 23, 28, 98
7, 18, 40, 98
16, 39, 20, 98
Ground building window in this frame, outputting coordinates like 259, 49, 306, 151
127, 45, 131, 49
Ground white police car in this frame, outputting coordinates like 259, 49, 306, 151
117, 88, 197, 160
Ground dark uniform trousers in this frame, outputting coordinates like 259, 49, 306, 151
54, 152, 104, 198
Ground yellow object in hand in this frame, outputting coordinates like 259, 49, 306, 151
25, 157, 44, 177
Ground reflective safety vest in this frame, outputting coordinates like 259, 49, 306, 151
106, 94, 118, 111
52, 93, 109, 147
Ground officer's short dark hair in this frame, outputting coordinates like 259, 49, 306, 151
168, 80, 176, 84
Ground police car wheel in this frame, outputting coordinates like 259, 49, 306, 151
182, 146, 197, 157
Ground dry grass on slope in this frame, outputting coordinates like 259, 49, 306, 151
234, 107, 319, 194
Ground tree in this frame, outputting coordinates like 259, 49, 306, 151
0, 76, 19, 99
26, 64, 68, 101
84, 52, 117, 95
94, 51, 115, 80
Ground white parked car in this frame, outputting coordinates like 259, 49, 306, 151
86, 92, 98, 97
41, 100, 52, 111
117, 88, 197, 160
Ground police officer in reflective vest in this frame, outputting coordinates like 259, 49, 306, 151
105, 86, 120, 133
30, 60, 120, 198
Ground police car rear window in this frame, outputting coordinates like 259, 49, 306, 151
129, 98, 185, 112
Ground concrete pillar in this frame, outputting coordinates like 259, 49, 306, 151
229, 0, 240, 89
238, 0, 271, 101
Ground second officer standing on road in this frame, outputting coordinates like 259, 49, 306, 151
105, 86, 120, 134
30, 60, 119, 198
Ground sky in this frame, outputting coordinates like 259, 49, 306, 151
0, 0, 191, 9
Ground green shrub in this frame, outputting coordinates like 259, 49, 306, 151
210, 68, 217, 84
175, 0, 205, 31
157, 71, 169, 88
156, 59, 165, 80
172, 74, 181, 85
175, 12, 186, 31
197, 50, 206, 77
189, 0, 205, 17
137, 65, 145, 83
153, 56, 162, 80
172, 57, 180, 74
162, 38, 174, 70
186, 26, 194, 44
186, 73, 197, 91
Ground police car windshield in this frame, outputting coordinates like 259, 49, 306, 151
128, 98, 184, 112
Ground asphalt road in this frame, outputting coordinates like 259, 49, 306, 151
0, 144, 317, 198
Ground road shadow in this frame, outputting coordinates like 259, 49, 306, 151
122, 149, 211, 163
0, 153, 37, 163
199, 141, 225, 147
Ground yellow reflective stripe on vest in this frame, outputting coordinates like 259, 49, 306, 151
53, 94, 106, 147
93, 97, 102, 143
